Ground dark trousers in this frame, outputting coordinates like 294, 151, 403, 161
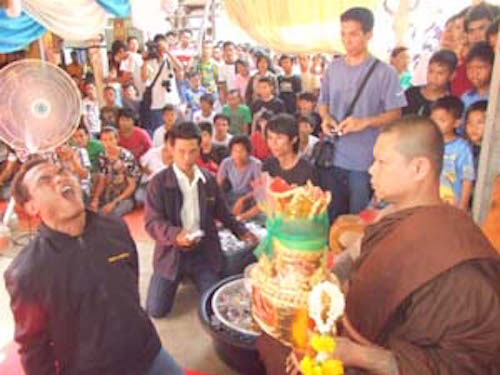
318, 165, 372, 221
146, 250, 219, 318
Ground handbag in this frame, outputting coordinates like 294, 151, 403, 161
141, 59, 167, 110
311, 58, 380, 168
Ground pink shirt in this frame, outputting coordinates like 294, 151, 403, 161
118, 127, 152, 161
235, 74, 250, 99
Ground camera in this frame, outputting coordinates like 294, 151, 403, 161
161, 73, 174, 92
144, 41, 160, 60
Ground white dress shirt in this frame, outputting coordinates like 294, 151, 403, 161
173, 163, 206, 231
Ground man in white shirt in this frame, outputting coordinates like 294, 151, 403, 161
110, 40, 145, 97
218, 41, 238, 91
144, 122, 258, 318
82, 82, 101, 137
141, 34, 183, 134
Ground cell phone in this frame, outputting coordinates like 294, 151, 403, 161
186, 229, 204, 241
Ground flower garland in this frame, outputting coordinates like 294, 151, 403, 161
308, 281, 345, 334
299, 281, 345, 375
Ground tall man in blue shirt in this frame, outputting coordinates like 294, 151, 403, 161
318, 7, 406, 218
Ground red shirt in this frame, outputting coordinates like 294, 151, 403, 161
451, 62, 473, 97
251, 132, 270, 161
118, 127, 152, 161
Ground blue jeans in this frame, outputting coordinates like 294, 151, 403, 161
146, 251, 219, 318
319, 166, 372, 220
145, 348, 185, 375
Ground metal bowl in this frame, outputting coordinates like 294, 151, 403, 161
199, 275, 265, 375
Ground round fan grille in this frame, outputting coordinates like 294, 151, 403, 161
0, 59, 82, 154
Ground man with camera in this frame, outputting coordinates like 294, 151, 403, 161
141, 34, 183, 134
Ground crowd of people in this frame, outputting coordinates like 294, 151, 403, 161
2, 2, 500, 375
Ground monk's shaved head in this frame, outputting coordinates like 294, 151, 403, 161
381, 115, 444, 176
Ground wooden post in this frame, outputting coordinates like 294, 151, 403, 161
87, 38, 106, 106
472, 35, 500, 224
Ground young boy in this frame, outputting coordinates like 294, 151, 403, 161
222, 89, 252, 136
403, 50, 458, 117
193, 93, 216, 124
152, 104, 178, 147
465, 99, 488, 171
184, 71, 207, 118
82, 81, 101, 137
297, 115, 319, 161
263, 113, 318, 186
461, 42, 494, 118
116, 108, 152, 161
430, 96, 475, 210
212, 114, 233, 148
100, 86, 120, 128
72, 123, 104, 173
250, 77, 286, 116
297, 92, 322, 136
277, 55, 302, 114
197, 121, 229, 173
195, 41, 218, 94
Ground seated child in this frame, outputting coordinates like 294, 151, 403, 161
465, 99, 488, 171
197, 122, 229, 174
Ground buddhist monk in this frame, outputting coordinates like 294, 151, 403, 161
260, 115, 500, 375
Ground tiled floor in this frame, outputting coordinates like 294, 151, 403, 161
0, 211, 240, 375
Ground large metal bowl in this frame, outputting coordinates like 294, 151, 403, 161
199, 275, 265, 375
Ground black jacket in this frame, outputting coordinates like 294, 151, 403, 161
144, 166, 248, 280
4, 211, 161, 375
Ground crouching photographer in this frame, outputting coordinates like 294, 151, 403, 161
141, 34, 183, 134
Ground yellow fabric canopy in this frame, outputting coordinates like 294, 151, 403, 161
224, 0, 381, 54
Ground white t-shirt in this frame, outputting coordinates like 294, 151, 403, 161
82, 98, 101, 134
145, 56, 181, 110
299, 135, 319, 160
120, 52, 144, 96
212, 133, 233, 148
218, 62, 237, 91
193, 110, 216, 124
152, 126, 167, 148
140, 146, 168, 182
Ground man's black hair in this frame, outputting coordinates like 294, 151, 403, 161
166, 30, 177, 38
117, 108, 137, 122
465, 99, 489, 121
223, 41, 235, 49
200, 93, 215, 106
297, 114, 315, 127
278, 54, 293, 65
171, 121, 202, 144
429, 49, 458, 72
214, 113, 230, 125
390, 46, 408, 59
266, 113, 300, 153
180, 29, 192, 35
162, 104, 175, 113
431, 96, 465, 120
100, 126, 119, 138
164, 130, 174, 143
466, 41, 495, 65
486, 18, 499, 40
464, 3, 495, 32
198, 121, 213, 135
340, 7, 374, 33
229, 135, 252, 154
153, 34, 167, 43
298, 92, 317, 103
257, 76, 273, 86
111, 40, 127, 57
127, 36, 138, 43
